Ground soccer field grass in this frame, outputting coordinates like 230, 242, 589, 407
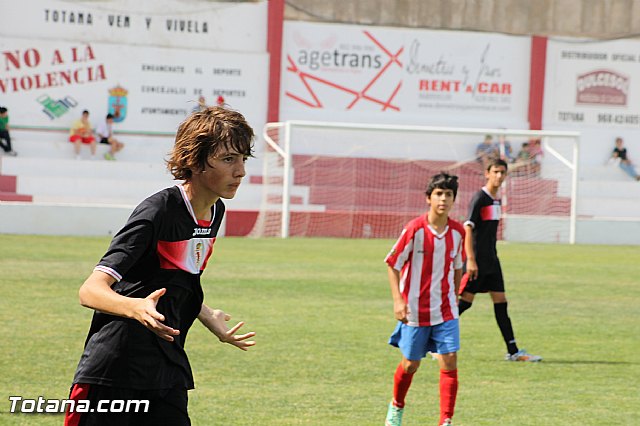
0, 235, 638, 425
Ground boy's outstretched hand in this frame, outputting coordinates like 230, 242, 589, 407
133, 288, 180, 342
79, 273, 180, 343
198, 305, 256, 351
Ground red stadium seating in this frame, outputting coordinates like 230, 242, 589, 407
254, 155, 571, 237
0, 175, 32, 202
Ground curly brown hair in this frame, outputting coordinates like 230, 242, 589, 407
167, 106, 255, 180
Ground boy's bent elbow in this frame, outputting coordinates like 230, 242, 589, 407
78, 284, 92, 308
78, 280, 102, 309
78, 270, 117, 309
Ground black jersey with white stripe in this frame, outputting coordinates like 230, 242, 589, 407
72, 185, 224, 390
464, 188, 501, 268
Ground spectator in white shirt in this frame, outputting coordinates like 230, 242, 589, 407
96, 113, 125, 161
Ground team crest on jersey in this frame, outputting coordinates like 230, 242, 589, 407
194, 242, 203, 268
192, 227, 211, 237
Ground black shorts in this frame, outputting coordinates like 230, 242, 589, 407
459, 261, 505, 294
99, 137, 110, 144
64, 383, 190, 426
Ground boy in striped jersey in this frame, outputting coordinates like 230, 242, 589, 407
458, 158, 541, 362
384, 173, 464, 426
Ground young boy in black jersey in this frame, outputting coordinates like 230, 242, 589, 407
458, 158, 542, 362
65, 106, 256, 426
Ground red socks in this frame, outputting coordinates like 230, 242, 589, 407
391, 363, 458, 424
392, 363, 415, 408
439, 369, 458, 423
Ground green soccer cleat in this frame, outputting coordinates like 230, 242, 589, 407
385, 401, 404, 426
505, 348, 542, 362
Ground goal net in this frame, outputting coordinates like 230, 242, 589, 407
249, 121, 579, 243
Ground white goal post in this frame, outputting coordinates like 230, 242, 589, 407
250, 121, 580, 243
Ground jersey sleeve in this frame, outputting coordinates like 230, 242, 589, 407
448, 221, 465, 270
384, 227, 414, 271
95, 198, 163, 281
453, 233, 464, 269
464, 191, 483, 229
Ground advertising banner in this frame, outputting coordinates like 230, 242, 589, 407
280, 21, 531, 128
0, 0, 267, 52
0, 37, 268, 134
544, 38, 640, 129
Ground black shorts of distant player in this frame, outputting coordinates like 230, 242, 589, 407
459, 262, 505, 294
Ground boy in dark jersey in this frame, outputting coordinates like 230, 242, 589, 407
65, 106, 256, 425
458, 158, 541, 362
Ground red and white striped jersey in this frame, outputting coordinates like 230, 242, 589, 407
385, 216, 465, 327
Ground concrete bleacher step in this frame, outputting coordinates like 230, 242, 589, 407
1, 157, 173, 180
578, 197, 640, 218
579, 179, 640, 198
19, 178, 311, 210
11, 129, 175, 161
10, 128, 266, 170
0, 191, 32, 202
4, 131, 266, 184
19, 175, 175, 202
16, 177, 311, 211
581, 164, 635, 181
576, 165, 640, 218
1, 147, 270, 208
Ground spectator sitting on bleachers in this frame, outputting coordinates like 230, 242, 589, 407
528, 139, 543, 163
515, 142, 531, 162
192, 95, 207, 113
475, 134, 499, 169
497, 134, 515, 163
0, 107, 17, 156
96, 113, 125, 161
510, 141, 541, 177
70, 110, 96, 160
611, 137, 640, 181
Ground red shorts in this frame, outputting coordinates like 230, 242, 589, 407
69, 135, 95, 144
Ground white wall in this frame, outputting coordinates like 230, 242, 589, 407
0, 0, 267, 52
543, 38, 640, 176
